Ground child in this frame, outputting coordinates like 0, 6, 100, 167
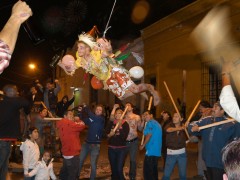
105, 106, 130, 180
25, 150, 56, 180
34, 108, 48, 155
162, 113, 187, 180
20, 127, 40, 180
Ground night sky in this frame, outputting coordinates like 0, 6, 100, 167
0, 0, 195, 91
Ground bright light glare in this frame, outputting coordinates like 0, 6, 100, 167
29, 63, 36, 70
131, 1, 150, 24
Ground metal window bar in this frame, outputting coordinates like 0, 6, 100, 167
201, 60, 222, 105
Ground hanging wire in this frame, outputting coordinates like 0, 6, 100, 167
103, 0, 117, 38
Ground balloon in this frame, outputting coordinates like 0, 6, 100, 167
129, 66, 144, 79
91, 76, 103, 89
62, 55, 76, 71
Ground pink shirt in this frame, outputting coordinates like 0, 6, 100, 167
0, 40, 11, 74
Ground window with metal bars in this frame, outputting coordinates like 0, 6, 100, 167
201, 61, 222, 105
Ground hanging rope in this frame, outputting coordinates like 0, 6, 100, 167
103, 0, 117, 38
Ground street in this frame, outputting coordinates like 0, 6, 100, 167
7, 129, 199, 180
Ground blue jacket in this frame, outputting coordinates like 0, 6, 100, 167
188, 116, 239, 169
78, 106, 105, 144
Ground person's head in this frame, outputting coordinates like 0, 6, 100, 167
125, 102, 134, 113
114, 108, 123, 120
77, 41, 91, 57
46, 81, 53, 90
62, 95, 68, 103
161, 111, 172, 121
27, 127, 39, 141
3, 84, 19, 97
199, 100, 212, 114
212, 101, 224, 117
77, 31, 97, 57
42, 150, 52, 163
30, 86, 37, 95
64, 110, 74, 120
222, 139, 240, 180
94, 104, 104, 116
172, 112, 183, 125
142, 110, 153, 122
39, 108, 48, 118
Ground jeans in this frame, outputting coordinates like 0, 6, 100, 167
197, 139, 206, 176
108, 147, 128, 180
59, 155, 80, 180
126, 139, 138, 179
0, 141, 11, 180
162, 152, 187, 180
143, 155, 159, 180
79, 143, 100, 180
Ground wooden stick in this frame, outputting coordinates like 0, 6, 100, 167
141, 122, 147, 146
113, 106, 128, 132
163, 81, 181, 117
33, 101, 42, 105
141, 96, 153, 145
185, 100, 201, 125
41, 101, 54, 118
148, 96, 153, 111
182, 70, 187, 117
184, 100, 201, 143
199, 119, 236, 130
44, 118, 62, 121
163, 81, 190, 139
41, 101, 48, 109
184, 125, 190, 139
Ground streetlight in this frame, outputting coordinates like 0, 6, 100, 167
28, 63, 36, 70
27, 63, 52, 82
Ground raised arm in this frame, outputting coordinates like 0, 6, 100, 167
53, 79, 61, 95
0, 1, 32, 53
68, 96, 75, 106
220, 60, 240, 122
109, 104, 120, 121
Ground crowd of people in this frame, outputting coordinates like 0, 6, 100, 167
2, 86, 240, 180
1, 78, 240, 180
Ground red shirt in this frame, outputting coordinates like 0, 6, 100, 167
57, 118, 85, 156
